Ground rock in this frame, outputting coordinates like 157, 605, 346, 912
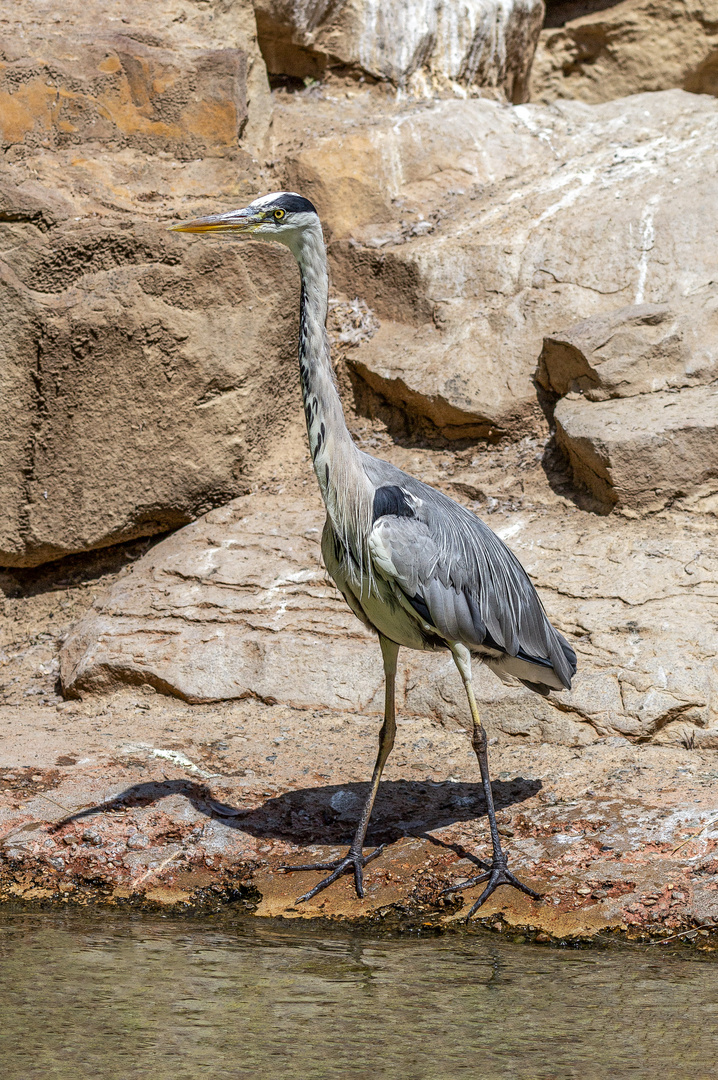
2, 690, 717, 937
255, 0, 545, 100
60, 494, 387, 710
538, 292, 718, 511
0, 226, 299, 567
60, 491, 718, 744
1, 30, 247, 162
0, 0, 271, 155
0, 0, 283, 567
532, 0, 718, 104
555, 385, 718, 512
538, 293, 718, 402
290, 89, 718, 440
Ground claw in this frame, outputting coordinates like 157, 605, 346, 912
441, 856, 542, 921
280, 844, 386, 903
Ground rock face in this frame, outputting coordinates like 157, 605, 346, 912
255, 0, 545, 100
61, 495, 385, 712
0, 0, 271, 155
538, 294, 718, 511
0, 0, 283, 567
538, 296, 718, 402
532, 0, 718, 104
285, 89, 718, 441
60, 491, 718, 746
555, 386, 718, 512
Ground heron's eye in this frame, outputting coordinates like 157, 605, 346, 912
273, 208, 285, 221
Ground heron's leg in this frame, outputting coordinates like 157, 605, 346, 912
442, 644, 541, 921
281, 635, 399, 903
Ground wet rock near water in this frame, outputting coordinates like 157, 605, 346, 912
1, 696, 716, 944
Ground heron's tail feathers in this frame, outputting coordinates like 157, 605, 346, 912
482, 628, 576, 696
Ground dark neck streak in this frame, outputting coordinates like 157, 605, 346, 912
294, 226, 366, 543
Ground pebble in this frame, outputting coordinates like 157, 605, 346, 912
539, 792, 558, 805
126, 834, 150, 850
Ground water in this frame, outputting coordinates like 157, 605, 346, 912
1, 910, 716, 1080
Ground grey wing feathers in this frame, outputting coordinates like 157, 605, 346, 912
364, 455, 577, 691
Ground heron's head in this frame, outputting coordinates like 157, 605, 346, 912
170, 191, 319, 252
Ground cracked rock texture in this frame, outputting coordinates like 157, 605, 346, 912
539, 295, 718, 510
1, 688, 717, 940
533, 0, 718, 104
0, 0, 278, 568
60, 487, 718, 745
285, 89, 718, 442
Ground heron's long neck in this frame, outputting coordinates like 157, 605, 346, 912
292, 226, 368, 540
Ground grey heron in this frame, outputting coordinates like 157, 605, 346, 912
172, 192, 576, 919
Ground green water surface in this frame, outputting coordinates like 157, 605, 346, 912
0, 910, 716, 1079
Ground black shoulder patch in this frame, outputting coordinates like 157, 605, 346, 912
373, 485, 415, 522
272, 193, 317, 215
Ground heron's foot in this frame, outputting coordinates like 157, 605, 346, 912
280, 844, 386, 904
441, 854, 542, 922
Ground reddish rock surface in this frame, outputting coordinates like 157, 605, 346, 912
1, 0, 717, 952
1, 686, 717, 945
2, 494, 717, 945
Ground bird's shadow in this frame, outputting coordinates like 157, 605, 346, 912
55, 776, 541, 851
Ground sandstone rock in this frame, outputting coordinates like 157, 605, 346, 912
555, 385, 718, 512
538, 292, 718, 511
60, 494, 386, 710
60, 492, 718, 744
538, 292, 718, 402
0, 33, 247, 162
532, 0, 718, 104
286, 90, 718, 440
1, 0, 271, 156
0, 0, 282, 567
255, 0, 545, 100
3, 688, 717, 935
0, 234, 298, 567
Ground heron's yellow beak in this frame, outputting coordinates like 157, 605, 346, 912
169, 209, 261, 235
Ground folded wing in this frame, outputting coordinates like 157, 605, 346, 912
366, 475, 576, 694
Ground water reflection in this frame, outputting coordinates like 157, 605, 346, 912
0, 910, 716, 1079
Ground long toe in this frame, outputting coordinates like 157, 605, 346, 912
440, 871, 490, 896
463, 866, 542, 922
281, 845, 386, 903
